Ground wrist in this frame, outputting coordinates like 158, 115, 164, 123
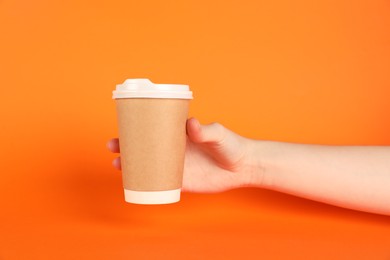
241, 139, 277, 189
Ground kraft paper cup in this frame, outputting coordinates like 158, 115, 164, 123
112, 79, 193, 204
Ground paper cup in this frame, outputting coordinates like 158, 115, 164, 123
113, 79, 193, 204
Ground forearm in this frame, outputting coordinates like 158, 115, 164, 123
248, 141, 390, 216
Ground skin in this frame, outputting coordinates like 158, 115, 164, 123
107, 117, 390, 216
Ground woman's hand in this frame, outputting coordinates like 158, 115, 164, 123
107, 118, 258, 193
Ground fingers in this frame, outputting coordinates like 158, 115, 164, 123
187, 117, 225, 144
112, 157, 121, 170
107, 139, 121, 170
107, 138, 120, 153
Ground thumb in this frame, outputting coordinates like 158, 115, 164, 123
187, 118, 225, 144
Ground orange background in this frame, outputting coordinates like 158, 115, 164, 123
1, 0, 390, 259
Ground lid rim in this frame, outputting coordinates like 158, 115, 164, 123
112, 91, 193, 99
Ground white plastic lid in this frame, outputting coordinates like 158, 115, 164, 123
124, 188, 181, 204
113, 78, 193, 99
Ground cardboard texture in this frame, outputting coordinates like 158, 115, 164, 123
116, 98, 189, 191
